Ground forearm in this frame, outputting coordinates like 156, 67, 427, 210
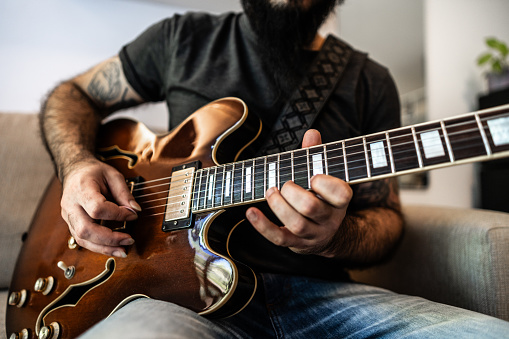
326, 206, 404, 267
40, 81, 103, 182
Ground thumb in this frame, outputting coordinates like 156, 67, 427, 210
302, 129, 322, 148
105, 170, 142, 212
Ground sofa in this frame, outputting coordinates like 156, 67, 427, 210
1, 112, 508, 338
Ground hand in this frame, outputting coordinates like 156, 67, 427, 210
60, 159, 141, 257
245, 130, 353, 257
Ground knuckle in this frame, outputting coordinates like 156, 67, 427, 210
74, 226, 90, 240
301, 198, 319, 216
291, 219, 308, 236
87, 201, 104, 219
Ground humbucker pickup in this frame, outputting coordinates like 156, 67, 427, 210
162, 161, 200, 232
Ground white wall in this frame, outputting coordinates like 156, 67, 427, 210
400, 0, 509, 208
0, 0, 188, 129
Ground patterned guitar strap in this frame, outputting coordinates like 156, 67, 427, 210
257, 35, 358, 156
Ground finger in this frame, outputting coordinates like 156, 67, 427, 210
67, 206, 134, 256
105, 170, 142, 212
279, 181, 334, 223
310, 174, 353, 209
264, 187, 320, 239
246, 207, 307, 249
81, 186, 138, 222
302, 129, 322, 148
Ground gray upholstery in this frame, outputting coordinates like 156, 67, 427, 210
350, 205, 509, 322
0, 112, 508, 338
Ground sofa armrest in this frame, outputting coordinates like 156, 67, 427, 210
349, 205, 509, 321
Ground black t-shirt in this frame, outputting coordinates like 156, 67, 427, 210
119, 12, 401, 144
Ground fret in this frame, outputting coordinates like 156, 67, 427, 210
362, 137, 371, 178
232, 163, 243, 204
192, 169, 202, 211
325, 142, 346, 181
244, 163, 252, 202
306, 148, 311, 187
224, 164, 233, 205
475, 113, 492, 155
440, 121, 455, 162
323, 145, 329, 175
366, 134, 391, 177
205, 168, 214, 209
254, 157, 265, 200
214, 166, 224, 207
263, 157, 267, 194
291, 151, 295, 182
267, 155, 278, 190
277, 154, 281, 189
279, 152, 292, 190
391, 128, 420, 172
252, 159, 256, 199
240, 162, 245, 203
342, 141, 349, 182
198, 168, 208, 210
345, 139, 367, 181
385, 132, 396, 173
411, 127, 424, 168
309, 145, 325, 177
446, 115, 489, 160
293, 149, 309, 188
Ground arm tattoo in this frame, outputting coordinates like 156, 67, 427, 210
349, 178, 401, 211
87, 61, 122, 104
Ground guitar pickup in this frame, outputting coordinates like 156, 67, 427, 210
162, 162, 200, 232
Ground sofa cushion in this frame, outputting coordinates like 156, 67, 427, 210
0, 113, 54, 288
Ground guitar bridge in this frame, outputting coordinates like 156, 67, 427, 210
162, 161, 200, 232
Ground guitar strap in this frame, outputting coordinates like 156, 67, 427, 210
257, 35, 363, 155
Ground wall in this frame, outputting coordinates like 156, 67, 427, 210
0, 0, 186, 129
400, 0, 509, 208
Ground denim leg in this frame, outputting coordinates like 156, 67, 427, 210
78, 298, 243, 339
261, 274, 509, 339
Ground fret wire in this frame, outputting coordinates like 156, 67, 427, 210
306, 148, 311, 188
440, 121, 455, 162
212, 167, 217, 208
386, 132, 396, 173
342, 141, 349, 182
276, 155, 280, 190
291, 151, 295, 182
475, 113, 492, 155
264, 156, 267, 194
411, 127, 424, 168
363, 137, 371, 178
205, 168, 211, 208
196, 169, 203, 210
323, 145, 329, 175
252, 159, 256, 200
220, 166, 225, 207
230, 163, 235, 205
240, 161, 245, 203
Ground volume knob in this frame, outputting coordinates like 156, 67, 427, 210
8, 290, 27, 307
39, 322, 60, 339
34, 276, 54, 295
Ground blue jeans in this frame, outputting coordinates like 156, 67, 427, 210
79, 274, 509, 338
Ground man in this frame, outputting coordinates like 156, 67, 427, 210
40, 0, 509, 337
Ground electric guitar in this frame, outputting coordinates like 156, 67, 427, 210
6, 97, 509, 339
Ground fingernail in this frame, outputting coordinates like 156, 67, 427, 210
112, 250, 127, 258
121, 206, 137, 214
120, 238, 135, 246
130, 200, 142, 212
246, 209, 257, 221
265, 187, 276, 198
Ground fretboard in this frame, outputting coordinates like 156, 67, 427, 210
191, 104, 509, 213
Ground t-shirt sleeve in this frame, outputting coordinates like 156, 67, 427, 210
119, 18, 174, 102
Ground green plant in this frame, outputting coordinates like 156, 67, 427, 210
477, 37, 509, 73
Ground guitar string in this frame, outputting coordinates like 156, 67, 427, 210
133, 118, 494, 205
137, 122, 503, 217
130, 113, 503, 194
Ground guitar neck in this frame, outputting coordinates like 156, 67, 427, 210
191, 104, 509, 213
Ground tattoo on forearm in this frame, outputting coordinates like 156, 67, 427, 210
350, 178, 400, 211
87, 61, 122, 104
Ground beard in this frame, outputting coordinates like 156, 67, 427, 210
241, 0, 341, 96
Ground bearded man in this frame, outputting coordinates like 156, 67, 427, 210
40, 0, 509, 337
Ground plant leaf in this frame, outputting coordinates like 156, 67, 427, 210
477, 53, 492, 65
492, 59, 502, 73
